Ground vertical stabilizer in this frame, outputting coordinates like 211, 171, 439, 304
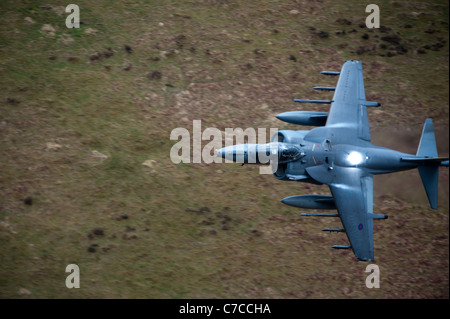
417, 118, 438, 158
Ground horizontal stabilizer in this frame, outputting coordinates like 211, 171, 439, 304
332, 245, 351, 249
300, 213, 339, 217
294, 99, 333, 104
322, 228, 345, 232
321, 71, 340, 76
401, 157, 449, 166
313, 86, 336, 91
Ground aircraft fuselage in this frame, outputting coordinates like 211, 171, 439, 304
217, 135, 418, 184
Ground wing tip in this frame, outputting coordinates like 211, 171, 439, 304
355, 254, 375, 262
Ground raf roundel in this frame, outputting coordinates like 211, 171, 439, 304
358, 223, 364, 231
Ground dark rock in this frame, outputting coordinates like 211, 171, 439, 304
89, 53, 100, 61
253, 48, 265, 55
425, 29, 437, 34
124, 45, 132, 53
355, 46, 374, 55
148, 71, 162, 80
386, 51, 397, 57
251, 229, 262, 236
91, 227, 104, 236
316, 30, 329, 38
122, 233, 138, 240
381, 34, 401, 45
289, 55, 297, 62
7, 97, 20, 105
174, 35, 187, 49
362, 33, 369, 40
201, 218, 214, 226
23, 196, 32, 205
395, 45, 408, 54
122, 62, 132, 71
336, 18, 352, 25
199, 206, 211, 214
102, 48, 114, 58
87, 244, 98, 253
430, 42, 445, 51
115, 214, 129, 221
379, 25, 391, 33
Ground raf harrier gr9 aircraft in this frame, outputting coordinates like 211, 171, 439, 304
216, 60, 449, 261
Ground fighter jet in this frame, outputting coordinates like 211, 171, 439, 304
216, 60, 449, 261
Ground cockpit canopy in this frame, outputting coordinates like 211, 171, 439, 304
269, 142, 304, 163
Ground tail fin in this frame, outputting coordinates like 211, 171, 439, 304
417, 118, 438, 158
400, 119, 448, 208
417, 119, 439, 209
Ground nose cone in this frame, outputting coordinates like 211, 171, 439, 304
216, 145, 241, 162
215, 144, 272, 164
216, 148, 224, 159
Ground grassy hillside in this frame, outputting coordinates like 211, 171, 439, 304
0, 0, 448, 298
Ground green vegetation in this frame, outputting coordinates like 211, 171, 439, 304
0, 0, 448, 298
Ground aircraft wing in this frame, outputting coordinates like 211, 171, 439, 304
328, 167, 375, 261
325, 60, 373, 142
305, 164, 385, 261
